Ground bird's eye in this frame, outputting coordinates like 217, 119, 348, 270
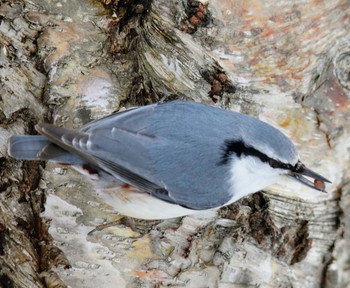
293, 161, 304, 172
269, 159, 292, 170
269, 159, 280, 168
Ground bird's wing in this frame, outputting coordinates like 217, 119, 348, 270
35, 121, 175, 204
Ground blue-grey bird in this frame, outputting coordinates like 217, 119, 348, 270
8, 101, 330, 219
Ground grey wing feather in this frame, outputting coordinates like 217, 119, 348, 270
38, 143, 85, 164
80, 104, 156, 134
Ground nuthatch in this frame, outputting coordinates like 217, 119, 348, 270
8, 101, 330, 219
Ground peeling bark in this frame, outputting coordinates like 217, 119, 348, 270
0, 0, 349, 287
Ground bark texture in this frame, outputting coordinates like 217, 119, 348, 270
0, 0, 349, 287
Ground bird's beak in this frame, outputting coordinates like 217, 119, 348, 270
288, 162, 331, 193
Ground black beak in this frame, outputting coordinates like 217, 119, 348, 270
288, 161, 331, 193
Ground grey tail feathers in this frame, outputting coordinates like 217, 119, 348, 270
8, 135, 84, 164
8, 135, 51, 160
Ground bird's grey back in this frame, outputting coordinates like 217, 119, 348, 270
146, 101, 297, 165
82, 101, 297, 165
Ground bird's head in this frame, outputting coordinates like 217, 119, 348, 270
222, 136, 330, 199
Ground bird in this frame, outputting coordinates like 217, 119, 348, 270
8, 100, 330, 219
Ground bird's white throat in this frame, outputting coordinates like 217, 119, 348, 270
227, 155, 283, 204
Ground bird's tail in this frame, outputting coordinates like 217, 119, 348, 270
8, 135, 51, 160
8, 135, 84, 164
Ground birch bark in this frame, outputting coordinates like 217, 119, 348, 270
0, 0, 349, 287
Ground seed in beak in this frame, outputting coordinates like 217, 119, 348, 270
314, 179, 325, 191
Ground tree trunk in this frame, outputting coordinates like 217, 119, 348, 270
0, 0, 349, 287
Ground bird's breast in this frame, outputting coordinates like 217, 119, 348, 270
96, 184, 202, 219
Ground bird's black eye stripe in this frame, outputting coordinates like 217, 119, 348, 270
269, 158, 293, 170
218, 139, 292, 170
269, 158, 280, 168
219, 139, 269, 165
